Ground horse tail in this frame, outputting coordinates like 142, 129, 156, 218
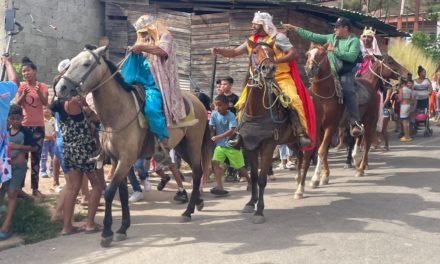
201, 121, 213, 180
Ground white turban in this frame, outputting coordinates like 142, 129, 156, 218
252, 11, 277, 37
57, 59, 71, 73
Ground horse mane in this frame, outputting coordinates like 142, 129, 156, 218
103, 57, 135, 93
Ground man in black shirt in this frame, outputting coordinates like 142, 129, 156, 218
220, 77, 239, 115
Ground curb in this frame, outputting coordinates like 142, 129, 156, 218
0, 235, 24, 252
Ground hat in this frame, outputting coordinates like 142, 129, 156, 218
57, 59, 71, 73
333, 17, 352, 29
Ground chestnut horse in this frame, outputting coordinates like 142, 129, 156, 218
305, 44, 409, 184
238, 40, 321, 224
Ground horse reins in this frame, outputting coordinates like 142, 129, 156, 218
367, 58, 401, 87
307, 49, 337, 100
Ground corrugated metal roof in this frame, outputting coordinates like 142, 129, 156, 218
149, 0, 408, 37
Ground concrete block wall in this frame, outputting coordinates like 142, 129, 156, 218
0, 0, 104, 85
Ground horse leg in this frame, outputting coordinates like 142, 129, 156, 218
101, 179, 118, 247
310, 128, 332, 188
344, 135, 355, 169
320, 147, 330, 186
295, 149, 303, 184
175, 141, 203, 222
114, 178, 130, 242
295, 150, 310, 200
242, 150, 258, 213
357, 132, 372, 177
253, 144, 274, 224
352, 137, 362, 169
101, 161, 131, 248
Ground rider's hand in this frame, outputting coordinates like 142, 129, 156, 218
130, 44, 144, 54
327, 43, 336, 52
211, 136, 218, 142
211, 48, 220, 56
0, 54, 12, 65
281, 24, 296, 32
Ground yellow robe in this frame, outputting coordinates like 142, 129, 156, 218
236, 36, 307, 132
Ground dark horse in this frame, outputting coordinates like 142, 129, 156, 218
238, 40, 321, 224
55, 46, 211, 247
305, 44, 409, 184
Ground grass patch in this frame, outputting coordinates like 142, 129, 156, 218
73, 211, 86, 222
389, 39, 437, 77
1, 199, 62, 244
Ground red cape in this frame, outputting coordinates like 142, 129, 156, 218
252, 34, 316, 151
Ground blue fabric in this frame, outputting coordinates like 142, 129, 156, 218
53, 113, 68, 174
209, 111, 237, 147
0, 81, 16, 183
0, 81, 17, 132
120, 53, 168, 140
278, 145, 293, 160
128, 158, 149, 192
40, 140, 55, 173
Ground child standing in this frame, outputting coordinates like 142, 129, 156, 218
209, 94, 250, 196
0, 105, 37, 240
40, 106, 56, 178
399, 80, 414, 142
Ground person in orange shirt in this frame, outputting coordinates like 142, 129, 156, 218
15, 57, 48, 198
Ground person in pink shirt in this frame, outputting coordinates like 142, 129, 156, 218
15, 57, 48, 198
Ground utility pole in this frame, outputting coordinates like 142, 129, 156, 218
414, 0, 421, 32
397, 0, 405, 30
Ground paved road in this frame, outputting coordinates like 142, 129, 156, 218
1, 127, 440, 264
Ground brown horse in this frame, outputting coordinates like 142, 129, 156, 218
305, 44, 409, 184
55, 46, 211, 247
238, 40, 321, 224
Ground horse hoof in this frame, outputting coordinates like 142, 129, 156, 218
113, 233, 127, 242
309, 180, 319, 189
181, 215, 192, 223
196, 201, 204, 211
320, 179, 329, 186
294, 193, 303, 200
355, 171, 364, 177
100, 235, 113, 248
242, 205, 254, 213
253, 215, 265, 224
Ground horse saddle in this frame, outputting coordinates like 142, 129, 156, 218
130, 85, 198, 129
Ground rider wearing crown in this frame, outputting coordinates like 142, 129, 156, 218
211, 11, 315, 148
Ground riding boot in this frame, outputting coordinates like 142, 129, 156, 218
154, 137, 172, 166
289, 110, 312, 147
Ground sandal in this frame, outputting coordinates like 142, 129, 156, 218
61, 227, 84, 236
0, 230, 12, 241
84, 224, 102, 234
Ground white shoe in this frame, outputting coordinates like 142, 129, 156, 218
286, 161, 296, 169
276, 163, 287, 170
142, 180, 152, 192
128, 191, 143, 203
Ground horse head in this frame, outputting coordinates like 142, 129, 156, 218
305, 43, 329, 78
369, 54, 410, 82
247, 39, 276, 79
55, 46, 108, 100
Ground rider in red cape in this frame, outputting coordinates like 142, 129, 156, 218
212, 11, 315, 148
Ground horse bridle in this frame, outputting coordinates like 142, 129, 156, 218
250, 42, 276, 75
61, 49, 102, 93
307, 49, 332, 83
368, 56, 402, 86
